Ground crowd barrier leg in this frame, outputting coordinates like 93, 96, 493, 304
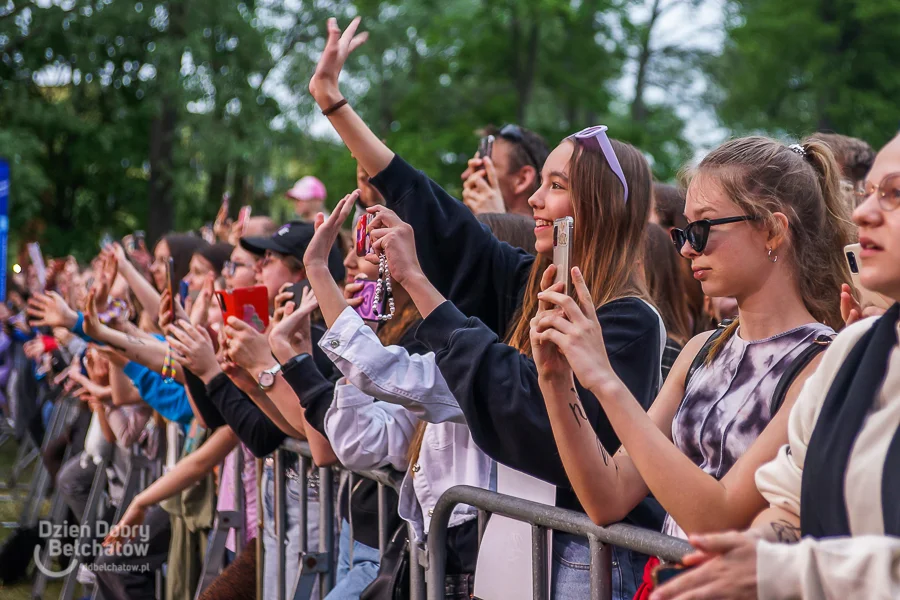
23, 398, 74, 526
193, 447, 245, 599
7, 435, 38, 490
408, 522, 426, 600
32, 438, 79, 599
317, 465, 335, 598
256, 457, 265, 600
274, 448, 287, 600
589, 534, 612, 600
292, 455, 327, 600
59, 450, 112, 600
531, 525, 549, 600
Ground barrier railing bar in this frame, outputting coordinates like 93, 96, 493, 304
589, 534, 612, 600
532, 524, 549, 600
274, 448, 287, 600
318, 465, 335, 598
298, 454, 308, 553
427, 485, 694, 600
256, 457, 265, 600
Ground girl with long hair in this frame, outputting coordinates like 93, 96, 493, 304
531, 136, 853, 595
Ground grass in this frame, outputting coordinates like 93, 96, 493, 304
0, 435, 67, 600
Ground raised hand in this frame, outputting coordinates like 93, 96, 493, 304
304, 190, 358, 271
535, 267, 619, 393
462, 156, 505, 215
840, 283, 886, 326
223, 317, 272, 373
103, 500, 148, 548
166, 320, 220, 383
343, 279, 366, 308
158, 288, 190, 331
190, 275, 216, 328
308, 17, 369, 108
366, 205, 426, 286
27, 291, 78, 329
530, 265, 571, 381
269, 287, 319, 364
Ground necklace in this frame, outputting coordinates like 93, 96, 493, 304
372, 253, 395, 321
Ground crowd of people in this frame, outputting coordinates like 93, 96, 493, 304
1, 15, 898, 600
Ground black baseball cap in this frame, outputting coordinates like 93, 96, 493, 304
240, 221, 345, 281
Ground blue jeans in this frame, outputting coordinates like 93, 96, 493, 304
551, 532, 647, 600
324, 519, 380, 599
262, 466, 321, 600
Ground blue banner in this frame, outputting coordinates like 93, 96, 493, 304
0, 159, 8, 302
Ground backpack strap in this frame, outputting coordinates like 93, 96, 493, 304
683, 319, 733, 391
769, 334, 834, 414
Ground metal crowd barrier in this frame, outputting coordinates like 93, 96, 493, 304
426, 486, 694, 600
266, 438, 427, 600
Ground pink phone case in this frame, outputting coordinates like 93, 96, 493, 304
352, 279, 382, 321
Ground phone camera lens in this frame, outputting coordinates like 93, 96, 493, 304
846, 251, 859, 274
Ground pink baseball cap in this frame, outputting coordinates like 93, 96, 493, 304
286, 176, 327, 202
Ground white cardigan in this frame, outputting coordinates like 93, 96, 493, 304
321, 307, 494, 541
754, 316, 900, 599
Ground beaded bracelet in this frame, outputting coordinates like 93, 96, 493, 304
162, 344, 177, 383
372, 253, 396, 321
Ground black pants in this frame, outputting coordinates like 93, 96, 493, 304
93, 505, 171, 600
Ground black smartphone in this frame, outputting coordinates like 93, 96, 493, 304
652, 564, 693, 586
285, 281, 310, 305
166, 257, 177, 305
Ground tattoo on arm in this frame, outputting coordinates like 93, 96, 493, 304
771, 519, 801, 543
568, 390, 588, 429
124, 334, 146, 346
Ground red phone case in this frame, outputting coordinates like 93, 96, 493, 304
216, 286, 269, 333
356, 214, 371, 257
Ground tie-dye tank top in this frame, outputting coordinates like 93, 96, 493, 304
662, 322, 834, 539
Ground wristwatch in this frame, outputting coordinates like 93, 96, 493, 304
257, 363, 282, 390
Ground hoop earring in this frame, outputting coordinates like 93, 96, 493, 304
767, 248, 778, 263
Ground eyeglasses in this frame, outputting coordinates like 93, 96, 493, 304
567, 125, 629, 203
497, 124, 543, 175
222, 260, 254, 276
670, 216, 759, 253
854, 172, 900, 212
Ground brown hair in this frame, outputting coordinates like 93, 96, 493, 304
814, 132, 875, 186
652, 182, 688, 230
506, 137, 653, 356
643, 223, 693, 346
476, 212, 538, 256
687, 136, 854, 360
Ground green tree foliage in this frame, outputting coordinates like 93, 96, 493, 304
709, 0, 900, 148
1, 0, 697, 262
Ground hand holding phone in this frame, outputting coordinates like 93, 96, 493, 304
356, 213, 372, 257
351, 278, 382, 322
215, 286, 269, 333
478, 135, 495, 160
844, 243, 893, 310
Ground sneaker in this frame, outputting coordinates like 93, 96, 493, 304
76, 563, 96, 585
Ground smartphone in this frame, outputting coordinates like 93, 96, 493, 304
844, 243, 893, 310
478, 134, 495, 160
285, 281, 309, 305
352, 279, 383, 322
178, 280, 190, 307
215, 286, 270, 333
27, 242, 47, 290
100, 233, 114, 249
553, 217, 575, 296
165, 257, 176, 306
652, 564, 693, 586
237, 206, 252, 236
355, 213, 372, 257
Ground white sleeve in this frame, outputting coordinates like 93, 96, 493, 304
757, 536, 900, 599
319, 306, 467, 424
324, 380, 419, 473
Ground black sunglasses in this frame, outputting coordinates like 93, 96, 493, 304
498, 124, 543, 173
670, 215, 759, 253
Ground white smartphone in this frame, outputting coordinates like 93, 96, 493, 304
844, 243, 893, 310
553, 217, 575, 296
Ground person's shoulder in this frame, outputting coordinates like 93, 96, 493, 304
820, 316, 880, 365
597, 296, 659, 330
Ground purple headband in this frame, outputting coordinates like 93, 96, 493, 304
568, 125, 629, 203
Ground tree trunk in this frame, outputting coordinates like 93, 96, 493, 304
147, 101, 177, 245
631, 0, 663, 124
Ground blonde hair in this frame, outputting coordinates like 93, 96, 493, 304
686, 136, 855, 360
506, 137, 653, 355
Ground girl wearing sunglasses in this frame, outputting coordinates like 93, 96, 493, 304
309, 17, 664, 599
532, 136, 853, 594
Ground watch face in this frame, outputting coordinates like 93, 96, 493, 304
258, 371, 275, 389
